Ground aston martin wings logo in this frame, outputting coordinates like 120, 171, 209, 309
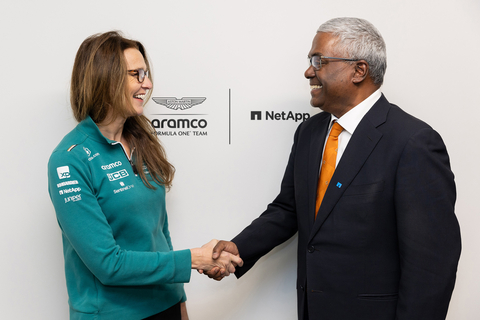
152, 97, 206, 110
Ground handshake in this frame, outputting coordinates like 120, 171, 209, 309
191, 240, 241, 280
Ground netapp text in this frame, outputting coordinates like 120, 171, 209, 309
265, 111, 310, 122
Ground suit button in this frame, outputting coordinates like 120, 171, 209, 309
308, 246, 315, 253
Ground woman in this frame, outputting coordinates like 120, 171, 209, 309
48, 31, 241, 320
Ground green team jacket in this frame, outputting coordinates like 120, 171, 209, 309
48, 116, 190, 320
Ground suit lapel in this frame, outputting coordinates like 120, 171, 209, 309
308, 95, 390, 241
307, 115, 330, 232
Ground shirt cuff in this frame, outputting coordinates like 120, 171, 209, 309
172, 249, 192, 283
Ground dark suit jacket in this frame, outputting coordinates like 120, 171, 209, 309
233, 95, 461, 320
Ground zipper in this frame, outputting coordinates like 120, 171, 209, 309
111, 142, 138, 175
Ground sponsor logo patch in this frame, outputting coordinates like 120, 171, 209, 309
113, 184, 134, 194
102, 161, 122, 170
107, 169, 129, 181
64, 194, 82, 203
59, 187, 81, 195
57, 166, 71, 179
57, 180, 79, 188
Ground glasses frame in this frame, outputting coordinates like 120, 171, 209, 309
309, 55, 359, 70
127, 68, 149, 83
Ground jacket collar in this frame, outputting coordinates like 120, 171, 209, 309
76, 116, 118, 145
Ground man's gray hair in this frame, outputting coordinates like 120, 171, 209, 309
317, 17, 387, 85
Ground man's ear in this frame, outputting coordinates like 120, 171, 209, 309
352, 60, 369, 84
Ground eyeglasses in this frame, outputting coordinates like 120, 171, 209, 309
309, 55, 359, 70
127, 69, 149, 83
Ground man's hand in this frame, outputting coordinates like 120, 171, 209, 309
212, 240, 239, 259
191, 240, 243, 277
202, 240, 240, 281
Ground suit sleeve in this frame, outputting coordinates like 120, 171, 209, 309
233, 123, 302, 277
48, 150, 191, 286
394, 127, 461, 319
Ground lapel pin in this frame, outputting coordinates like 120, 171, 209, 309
336, 182, 342, 188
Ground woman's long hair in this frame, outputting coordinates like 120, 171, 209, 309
70, 31, 174, 189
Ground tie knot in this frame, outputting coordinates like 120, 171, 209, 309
329, 122, 343, 137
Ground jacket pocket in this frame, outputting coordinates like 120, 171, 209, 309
343, 181, 384, 196
357, 293, 398, 301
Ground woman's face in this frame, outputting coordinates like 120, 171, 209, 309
124, 48, 152, 116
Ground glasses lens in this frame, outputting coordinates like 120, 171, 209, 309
128, 69, 149, 82
311, 56, 321, 70
137, 69, 145, 83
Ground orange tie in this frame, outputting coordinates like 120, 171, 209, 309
315, 122, 344, 219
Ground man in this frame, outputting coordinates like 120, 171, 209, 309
208, 17, 461, 320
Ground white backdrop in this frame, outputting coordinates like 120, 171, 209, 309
1, 0, 479, 319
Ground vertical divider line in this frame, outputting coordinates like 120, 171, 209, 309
229, 88, 231, 145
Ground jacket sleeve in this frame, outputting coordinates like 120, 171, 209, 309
48, 150, 191, 286
233, 123, 302, 277
394, 127, 461, 319
163, 214, 175, 251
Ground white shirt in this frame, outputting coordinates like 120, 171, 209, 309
323, 89, 382, 168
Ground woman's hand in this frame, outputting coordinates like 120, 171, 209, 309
190, 239, 243, 276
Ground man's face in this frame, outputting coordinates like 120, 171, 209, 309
305, 32, 356, 118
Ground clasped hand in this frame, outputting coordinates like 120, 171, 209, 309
191, 240, 242, 277
198, 240, 239, 281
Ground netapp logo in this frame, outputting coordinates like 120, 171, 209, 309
152, 97, 206, 110
251, 111, 310, 122
59, 187, 81, 195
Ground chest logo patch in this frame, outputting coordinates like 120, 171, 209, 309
107, 169, 129, 182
